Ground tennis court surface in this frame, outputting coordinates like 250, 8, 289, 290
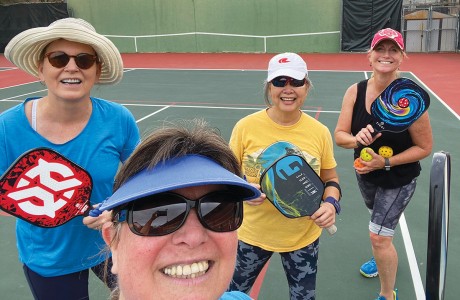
1, 52, 459, 299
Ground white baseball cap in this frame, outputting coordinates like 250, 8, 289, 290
267, 52, 308, 82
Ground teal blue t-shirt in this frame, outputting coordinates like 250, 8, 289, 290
0, 97, 140, 276
220, 291, 251, 300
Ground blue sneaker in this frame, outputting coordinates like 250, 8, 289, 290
375, 289, 398, 300
360, 257, 378, 278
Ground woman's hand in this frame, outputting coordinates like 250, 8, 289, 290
355, 124, 382, 146
354, 148, 385, 174
83, 204, 112, 230
311, 202, 336, 229
245, 183, 266, 206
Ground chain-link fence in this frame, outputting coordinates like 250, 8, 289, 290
402, 3, 459, 52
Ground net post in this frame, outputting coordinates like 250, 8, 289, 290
426, 151, 451, 300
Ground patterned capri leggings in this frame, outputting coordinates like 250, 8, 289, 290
228, 239, 320, 300
356, 174, 417, 236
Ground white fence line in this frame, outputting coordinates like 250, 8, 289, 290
104, 31, 340, 53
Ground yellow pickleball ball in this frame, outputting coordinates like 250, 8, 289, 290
360, 147, 373, 162
379, 146, 393, 158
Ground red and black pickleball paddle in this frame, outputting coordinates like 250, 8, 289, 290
0, 148, 92, 227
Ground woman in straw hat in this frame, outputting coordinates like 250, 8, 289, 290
334, 28, 432, 300
1, 18, 140, 299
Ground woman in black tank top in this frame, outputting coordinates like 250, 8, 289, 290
333, 28, 432, 300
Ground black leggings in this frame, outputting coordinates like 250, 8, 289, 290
23, 258, 116, 300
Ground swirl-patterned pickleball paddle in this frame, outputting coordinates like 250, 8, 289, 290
0, 148, 92, 227
370, 77, 430, 135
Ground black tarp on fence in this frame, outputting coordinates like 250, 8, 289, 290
342, 0, 403, 52
0, 3, 68, 53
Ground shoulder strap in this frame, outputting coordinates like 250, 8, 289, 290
31, 99, 39, 131
356, 79, 368, 101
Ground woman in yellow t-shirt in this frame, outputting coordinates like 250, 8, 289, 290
228, 53, 341, 299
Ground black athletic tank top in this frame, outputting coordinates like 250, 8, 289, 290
351, 80, 421, 188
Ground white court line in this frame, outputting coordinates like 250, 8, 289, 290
0, 98, 341, 114
135, 105, 171, 123
410, 73, 460, 121
1, 89, 47, 101
400, 214, 425, 299
0, 81, 40, 91
0, 69, 138, 101
122, 102, 341, 113
127, 67, 362, 73
0, 68, 16, 72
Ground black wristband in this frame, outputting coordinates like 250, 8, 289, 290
384, 158, 391, 171
324, 181, 342, 200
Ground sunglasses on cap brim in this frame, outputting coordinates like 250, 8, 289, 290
271, 76, 306, 88
45, 51, 98, 69
114, 190, 244, 236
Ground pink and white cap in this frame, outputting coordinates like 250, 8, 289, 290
370, 28, 404, 51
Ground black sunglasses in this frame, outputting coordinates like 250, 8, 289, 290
115, 191, 244, 236
271, 76, 306, 88
45, 51, 98, 69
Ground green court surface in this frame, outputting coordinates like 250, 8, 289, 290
1, 68, 459, 299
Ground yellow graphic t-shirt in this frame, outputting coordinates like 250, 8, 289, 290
229, 109, 337, 252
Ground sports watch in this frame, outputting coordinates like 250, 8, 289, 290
324, 196, 341, 215
384, 158, 391, 171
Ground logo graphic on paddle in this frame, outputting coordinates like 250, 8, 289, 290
0, 148, 92, 227
258, 142, 337, 235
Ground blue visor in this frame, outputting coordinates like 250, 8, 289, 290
99, 154, 260, 211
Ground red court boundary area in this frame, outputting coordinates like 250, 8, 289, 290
1, 53, 459, 113
0, 56, 37, 88
122, 52, 460, 114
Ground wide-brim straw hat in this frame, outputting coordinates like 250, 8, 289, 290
5, 18, 123, 84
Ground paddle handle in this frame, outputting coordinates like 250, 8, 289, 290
356, 125, 381, 147
326, 224, 337, 235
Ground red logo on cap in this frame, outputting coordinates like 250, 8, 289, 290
379, 28, 399, 39
278, 58, 290, 63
